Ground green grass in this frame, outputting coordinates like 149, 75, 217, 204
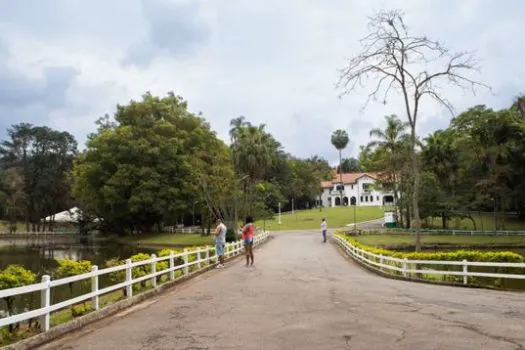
424, 213, 525, 231
122, 233, 215, 247
355, 234, 525, 248
258, 206, 392, 230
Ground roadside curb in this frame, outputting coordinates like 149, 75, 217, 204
1, 235, 273, 350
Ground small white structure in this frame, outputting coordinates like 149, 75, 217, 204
384, 211, 397, 228
318, 171, 396, 208
43, 207, 82, 223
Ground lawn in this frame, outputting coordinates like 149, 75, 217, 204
258, 206, 392, 230
122, 233, 215, 247
355, 234, 525, 249
424, 212, 525, 231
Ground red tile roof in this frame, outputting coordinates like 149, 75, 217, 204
320, 171, 383, 188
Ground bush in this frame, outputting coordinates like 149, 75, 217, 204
71, 304, 93, 317
335, 232, 524, 288
0, 265, 37, 333
337, 233, 524, 263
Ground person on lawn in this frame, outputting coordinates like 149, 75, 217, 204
240, 216, 255, 267
321, 218, 328, 243
213, 218, 227, 268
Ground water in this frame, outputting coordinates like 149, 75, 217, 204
0, 236, 157, 318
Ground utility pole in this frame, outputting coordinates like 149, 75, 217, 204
292, 198, 295, 215
278, 202, 282, 225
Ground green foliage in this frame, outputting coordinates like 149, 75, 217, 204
72, 92, 229, 234
55, 259, 92, 278
0, 265, 37, 290
71, 304, 93, 317
337, 233, 524, 263
0, 123, 77, 232
0, 265, 37, 332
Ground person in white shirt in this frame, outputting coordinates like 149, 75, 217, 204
321, 218, 327, 243
213, 219, 227, 268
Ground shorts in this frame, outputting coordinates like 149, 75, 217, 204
244, 238, 254, 246
215, 242, 225, 256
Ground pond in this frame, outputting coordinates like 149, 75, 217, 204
0, 235, 158, 318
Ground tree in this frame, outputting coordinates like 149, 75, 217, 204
338, 157, 361, 173
331, 129, 349, 204
367, 114, 409, 218
0, 124, 77, 232
72, 92, 228, 234
337, 10, 488, 250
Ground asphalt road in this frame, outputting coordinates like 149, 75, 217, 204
41, 231, 525, 350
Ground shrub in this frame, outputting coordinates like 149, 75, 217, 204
335, 232, 524, 287
0, 265, 37, 332
71, 304, 93, 317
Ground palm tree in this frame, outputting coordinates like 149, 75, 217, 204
368, 115, 409, 211
331, 129, 349, 205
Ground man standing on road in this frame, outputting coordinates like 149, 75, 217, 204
321, 218, 327, 243
213, 218, 227, 268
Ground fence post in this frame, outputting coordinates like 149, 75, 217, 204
402, 258, 408, 277
205, 247, 210, 265
183, 249, 189, 275
125, 259, 133, 298
169, 251, 175, 281
151, 254, 157, 288
462, 259, 468, 285
91, 266, 99, 311
379, 254, 384, 272
40, 275, 51, 332
197, 249, 202, 269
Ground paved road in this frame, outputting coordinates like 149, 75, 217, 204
42, 231, 525, 350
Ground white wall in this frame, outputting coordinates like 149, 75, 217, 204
319, 175, 395, 207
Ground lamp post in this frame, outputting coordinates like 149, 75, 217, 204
278, 202, 282, 225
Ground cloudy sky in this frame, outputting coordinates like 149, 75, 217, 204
0, 0, 523, 165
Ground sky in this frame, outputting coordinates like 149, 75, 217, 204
0, 0, 524, 165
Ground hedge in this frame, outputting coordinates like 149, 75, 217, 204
335, 233, 525, 289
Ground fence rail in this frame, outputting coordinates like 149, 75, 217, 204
0, 231, 270, 332
358, 228, 525, 236
333, 234, 525, 286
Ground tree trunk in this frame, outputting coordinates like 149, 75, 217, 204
410, 128, 422, 251
339, 150, 343, 205
441, 213, 446, 229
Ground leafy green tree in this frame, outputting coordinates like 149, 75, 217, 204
72, 92, 227, 234
338, 157, 361, 173
0, 124, 77, 232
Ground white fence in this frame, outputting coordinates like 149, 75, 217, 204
0, 231, 270, 332
333, 234, 525, 286
358, 228, 525, 236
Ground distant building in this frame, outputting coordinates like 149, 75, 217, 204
319, 171, 395, 207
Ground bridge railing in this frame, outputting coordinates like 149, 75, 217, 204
0, 231, 270, 333
333, 234, 525, 286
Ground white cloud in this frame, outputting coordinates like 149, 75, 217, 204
0, 0, 524, 164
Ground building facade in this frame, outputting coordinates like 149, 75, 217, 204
319, 172, 395, 207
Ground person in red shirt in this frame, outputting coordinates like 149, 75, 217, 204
240, 216, 255, 267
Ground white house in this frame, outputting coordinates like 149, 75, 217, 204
319, 171, 395, 207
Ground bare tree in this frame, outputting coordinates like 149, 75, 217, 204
337, 9, 489, 250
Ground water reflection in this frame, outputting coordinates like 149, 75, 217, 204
0, 236, 156, 316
